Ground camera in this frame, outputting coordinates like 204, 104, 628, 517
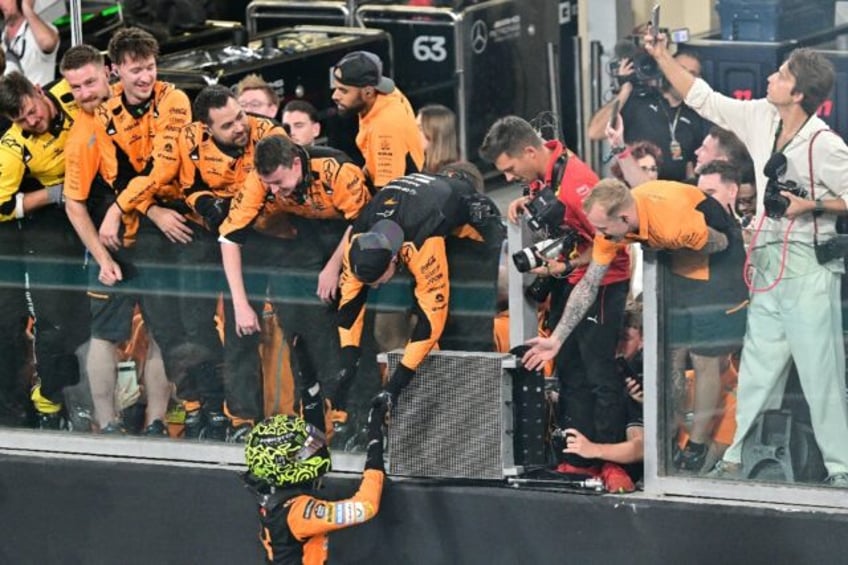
524, 187, 566, 235
608, 27, 689, 92
814, 234, 848, 264
608, 39, 661, 87
763, 153, 808, 219
513, 237, 566, 273
524, 275, 555, 303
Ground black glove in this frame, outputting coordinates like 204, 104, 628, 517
195, 195, 231, 231
328, 346, 360, 411
384, 363, 415, 398
364, 402, 388, 472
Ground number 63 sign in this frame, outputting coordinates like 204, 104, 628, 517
413, 36, 448, 62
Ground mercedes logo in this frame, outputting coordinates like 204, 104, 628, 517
470, 20, 488, 55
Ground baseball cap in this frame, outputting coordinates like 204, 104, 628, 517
349, 220, 404, 283
333, 51, 395, 94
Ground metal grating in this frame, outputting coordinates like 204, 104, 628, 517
386, 350, 514, 480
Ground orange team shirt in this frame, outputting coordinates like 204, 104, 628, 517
219, 146, 370, 245
592, 181, 712, 280
356, 88, 424, 190
178, 115, 286, 212
64, 82, 123, 202
94, 81, 192, 217
262, 469, 384, 564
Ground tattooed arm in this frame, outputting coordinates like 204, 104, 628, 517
522, 261, 610, 371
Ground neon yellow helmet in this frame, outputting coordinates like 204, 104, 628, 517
245, 415, 331, 487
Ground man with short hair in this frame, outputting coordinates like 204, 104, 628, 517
646, 35, 848, 486
1, 0, 59, 85
480, 115, 632, 484
282, 99, 321, 146
0, 70, 90, 428
78, 27, 197, 435
171, 84, 287, 440
234, 73, 280, 120
219, 134, 371, 424
331, 50, 423, 191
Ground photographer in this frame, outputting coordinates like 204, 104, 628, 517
588, 33, 709, 182
645, 34, 848, 487
480, 116, 631, 479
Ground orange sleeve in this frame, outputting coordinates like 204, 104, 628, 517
115, 89, 191, 214
591, 233, 625, 267
331, 162, 370, 220
218, 172, 268, 243
287, 469, 384, 540
402, 237, 449, 370
178, 125, 214, 212
337, 237, 368, 350
63, 113, 101, 202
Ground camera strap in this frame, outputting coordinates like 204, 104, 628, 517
550, 151, 569, 194
807, 128, 839, 246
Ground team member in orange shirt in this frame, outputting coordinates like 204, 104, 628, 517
220, 134, 370, 422
170, 85, 288, 440
77, 28, 200, 434
331, 51, 423, 191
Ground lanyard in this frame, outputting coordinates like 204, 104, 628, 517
661, 102, 683, 142
771, 115, 813, 154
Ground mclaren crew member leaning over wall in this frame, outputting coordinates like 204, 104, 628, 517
0, 71, 90, 429
169, 84, 288, 439
219, 134, 371, 424
337, 172, 504, 415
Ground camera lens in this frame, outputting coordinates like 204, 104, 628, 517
512, 249, 539, 273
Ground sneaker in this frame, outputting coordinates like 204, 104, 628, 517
101, 421, 127, 435
31, 384, 63, 418
705, 459, 742, 480
204, 411, 230, 442
825, 472, 848, 488
227, 423, 252, 444
36, 412, 63, 430
183, 409, 204, 439
674, 442, 708, 473
600, 462, 635, 493
554, 462, 601, 477
143, 419, 169, 438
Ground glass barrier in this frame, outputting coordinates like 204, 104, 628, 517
0, 210, 504, 471
650, 224, 848, 505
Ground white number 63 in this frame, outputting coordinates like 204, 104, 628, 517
412, 36, 448, 62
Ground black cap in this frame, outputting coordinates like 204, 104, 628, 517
333, 51, 395, 94
348, 220, 404, 283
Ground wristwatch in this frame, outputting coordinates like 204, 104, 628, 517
813, 200, 825, 217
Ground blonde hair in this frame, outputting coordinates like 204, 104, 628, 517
234, 73, 280, 106
582, 178, 633, 216
419, 104, 460, 173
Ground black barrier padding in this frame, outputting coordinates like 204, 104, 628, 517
2, 454, 848, 564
